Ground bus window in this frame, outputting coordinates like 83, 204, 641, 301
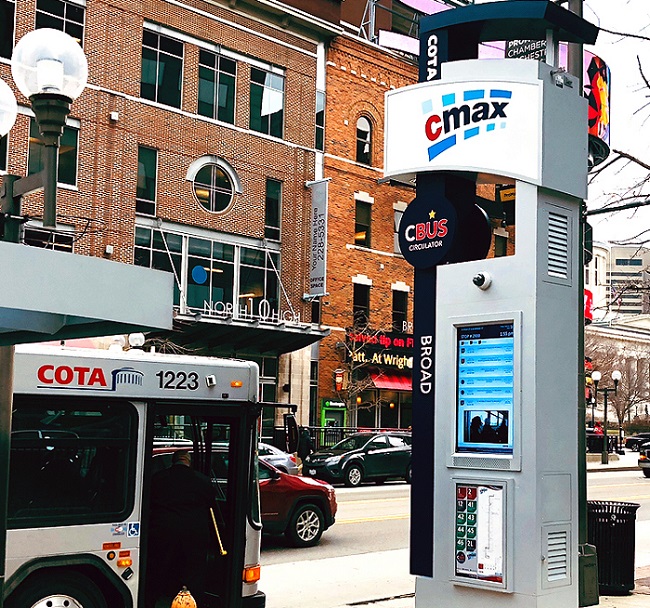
8, 397, 136, 528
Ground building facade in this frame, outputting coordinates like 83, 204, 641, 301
317, 31, 418, 430
0, 0, 343, 435
584, 243, 650, 321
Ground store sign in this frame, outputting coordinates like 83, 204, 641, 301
384, 79, 541, 183
347, 330, 414, 370
200, 299, 302, 325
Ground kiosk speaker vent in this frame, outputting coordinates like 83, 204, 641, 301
545, 529, 569, 583
451, 456, 511, 470
547, 212, 570, 279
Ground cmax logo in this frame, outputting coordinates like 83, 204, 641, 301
422, 88, 512, 161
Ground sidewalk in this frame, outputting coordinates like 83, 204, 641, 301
586, 448, 640, 472
336, 450, 647, 608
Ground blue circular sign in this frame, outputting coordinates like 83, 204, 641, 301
398, 194, 457, 269
191, 265, 208, 285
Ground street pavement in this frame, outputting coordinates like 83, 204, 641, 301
264, 449, 650, 608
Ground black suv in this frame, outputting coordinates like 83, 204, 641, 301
302, 432, 412, 487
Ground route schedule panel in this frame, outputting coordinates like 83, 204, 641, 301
455, 482, 505, 585
456, 323, 514, 455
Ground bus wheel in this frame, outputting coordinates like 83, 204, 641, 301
286, 503, 324, 547
7, 571, 108, 608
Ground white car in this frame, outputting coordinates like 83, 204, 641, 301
259, 442, 299, 475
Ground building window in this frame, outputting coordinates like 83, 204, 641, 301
355, 200, 371, 247
134, 227, 183, 305
193, 164, 234, 213
494, 234, 508, 257
392, 290, 408, 332
24, 226, 73, 251
141, 30, 183, 108
136, 146, 157, 216
394, 203, 406, 254
0, 0, 15, 60
249, 67, 284, 138
315, 90, 325, 151
198, 50, 236, 123
356, 116, 372, 165
265, 179, 281, 241
135, 226, 280, 319
615, 258, 643, 266
28, 119, 78, 186
0, 134, 7, 172
239, 247, 279, 318
35, 0, 85, 45
353, 282, 370, 328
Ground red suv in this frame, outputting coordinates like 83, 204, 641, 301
259, 460, 337, 547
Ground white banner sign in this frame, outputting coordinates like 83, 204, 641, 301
384, 78, 542, 183
307, 179, 329, 298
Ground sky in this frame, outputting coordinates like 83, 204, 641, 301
583, 0, 650, 244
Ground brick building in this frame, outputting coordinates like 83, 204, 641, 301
316, 31, 418, 430
0, 0, 342, 435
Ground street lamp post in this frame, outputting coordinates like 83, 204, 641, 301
0, 29, 87, 606
591, 369, 622, 465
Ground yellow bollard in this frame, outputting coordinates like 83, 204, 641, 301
171, 586, 197, 608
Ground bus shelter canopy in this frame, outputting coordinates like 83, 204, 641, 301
0, 240, 173, 345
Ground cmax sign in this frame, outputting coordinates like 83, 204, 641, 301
384, 76, 541, 184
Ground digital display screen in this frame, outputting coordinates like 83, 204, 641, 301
456, 323, 514, 455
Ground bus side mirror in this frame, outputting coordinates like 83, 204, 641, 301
284, 413, 299, 453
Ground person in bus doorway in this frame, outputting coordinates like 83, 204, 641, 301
146, 450, 218, 608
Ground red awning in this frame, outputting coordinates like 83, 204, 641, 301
369, 369, 412, 391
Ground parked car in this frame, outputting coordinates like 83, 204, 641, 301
259, 460, 337, 547
302, 431, 412, 487
638, 441, 650, 477
259, 442, 299, 475
625, 433, 650, 451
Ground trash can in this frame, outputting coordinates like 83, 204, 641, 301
587, 500, 640, 595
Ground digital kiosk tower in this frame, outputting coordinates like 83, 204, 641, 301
385, 3, 598, 608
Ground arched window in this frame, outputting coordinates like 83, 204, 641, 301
186, 156, 242, 214
356, 116, 372, 165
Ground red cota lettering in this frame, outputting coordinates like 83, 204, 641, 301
37, 365, 54, 384
88, 368, 108, 386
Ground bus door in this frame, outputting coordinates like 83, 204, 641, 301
143, 401, 261, 608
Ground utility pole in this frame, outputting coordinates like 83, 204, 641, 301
566, 0, 600, 605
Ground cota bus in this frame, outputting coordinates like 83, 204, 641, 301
4, 343, 286, 608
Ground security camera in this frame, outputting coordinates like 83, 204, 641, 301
472, 272, 492, 291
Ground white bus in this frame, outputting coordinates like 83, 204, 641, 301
4, 344, 276, 608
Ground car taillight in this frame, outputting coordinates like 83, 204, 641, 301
640, 454, 648, 461
289, 454, 297, 463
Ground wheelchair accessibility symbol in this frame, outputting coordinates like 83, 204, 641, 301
127, 522, 140, 537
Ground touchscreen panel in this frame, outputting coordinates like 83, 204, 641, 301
456, 323, 514, 455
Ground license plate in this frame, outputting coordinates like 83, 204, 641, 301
309, 469, 316, 475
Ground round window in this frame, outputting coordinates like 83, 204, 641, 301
193, 164, 234, 213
